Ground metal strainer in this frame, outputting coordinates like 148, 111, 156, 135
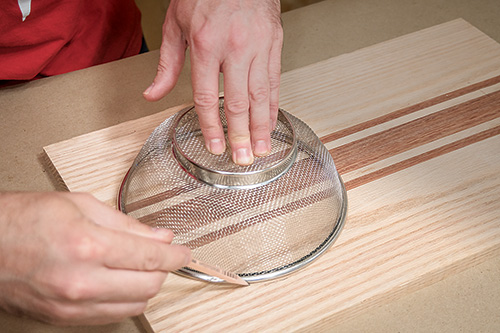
118, 97, 347, 283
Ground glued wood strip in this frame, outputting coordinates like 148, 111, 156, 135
320, 74, 500, 143
331, 90, 500, 175
344, 125, 500, 190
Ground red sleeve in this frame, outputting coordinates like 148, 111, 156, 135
0, 0, 143, 81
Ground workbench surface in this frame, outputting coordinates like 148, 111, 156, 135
1, 1, 499, 332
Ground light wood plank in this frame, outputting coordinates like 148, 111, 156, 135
44, 19, 500, 332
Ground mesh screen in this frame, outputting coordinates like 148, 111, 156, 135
119, 100, 346, 281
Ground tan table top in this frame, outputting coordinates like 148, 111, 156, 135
1, 1, 499, 332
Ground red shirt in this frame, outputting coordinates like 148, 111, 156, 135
0, 0, 143, 81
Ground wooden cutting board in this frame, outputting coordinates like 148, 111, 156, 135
44, 19, 500, 332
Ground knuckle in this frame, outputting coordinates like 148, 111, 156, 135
191, 27, 216, 52
249, 87, 269, 103
224, 99, 249, 117
201, 123, 224, 137
251, 123, 270, 135
156, 59, 169, 74
227, 20, 249, 50
228, 29, 248, 50
193, 91, 219, 110
71, 234, 105, 262
141, 245, 161, 271
269, 75, 280, 91
56, 275, 93, 302
228, 133, 251, 144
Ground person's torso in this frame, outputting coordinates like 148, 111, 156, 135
0, 0, 142, 81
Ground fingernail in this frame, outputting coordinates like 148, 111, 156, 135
152, 227, 171, 234
254, 140, 270, 157
233, 148, 254, 165
152, 227, 173, 240
143, 82, 154, 95
208, 138, 225, 155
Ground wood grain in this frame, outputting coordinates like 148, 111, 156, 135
44, 19, 500, 332
319, 74, 500, 144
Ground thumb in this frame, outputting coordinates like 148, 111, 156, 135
143, 21, 187, 101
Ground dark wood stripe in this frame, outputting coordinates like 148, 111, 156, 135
320, 74, 500, 144
344, 125, 500, 190
182, 187, 336, 249
331, 90, 500, 175
125, 183, 198, 212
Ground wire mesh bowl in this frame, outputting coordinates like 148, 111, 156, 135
118, 98, 347, 283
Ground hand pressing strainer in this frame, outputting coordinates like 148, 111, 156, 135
118, 97, 347, 283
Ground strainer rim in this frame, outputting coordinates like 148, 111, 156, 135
171, 99, 298, 189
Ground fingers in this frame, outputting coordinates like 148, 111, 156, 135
248, 54, 272, 157
52, 268, 169, 304
222, 58, 254, 165
101, 229, 191, 273
144, 1, 284, 166
65, 193, 190, 273
143, 18, 187, 101
91, 270, 167, 303
224, 49, 276, 163
67, 193, 175, 243
36, 299, 151, 326
190, 50, 226, 155
268, 27, 283, 130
